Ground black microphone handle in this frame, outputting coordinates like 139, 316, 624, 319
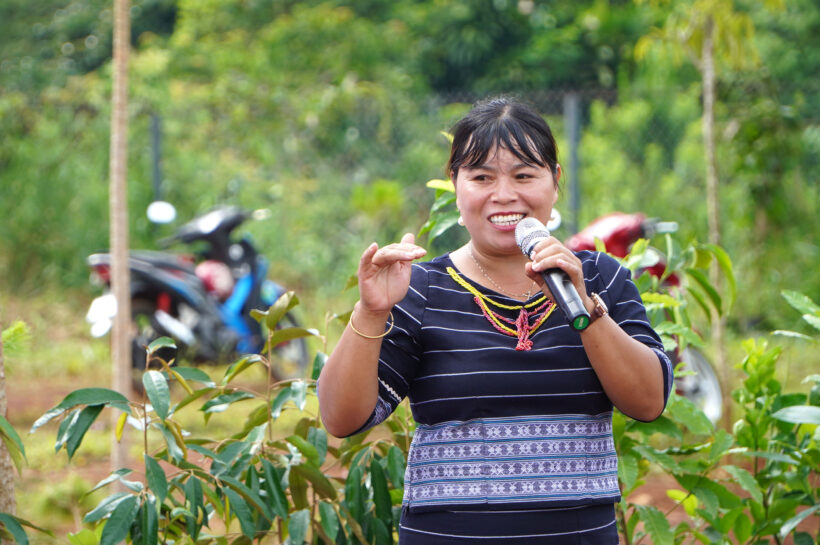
541, 269, 591, 331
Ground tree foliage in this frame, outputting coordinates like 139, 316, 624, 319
0, 0, 817, 328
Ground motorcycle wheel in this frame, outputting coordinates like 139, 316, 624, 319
130, 298, 178, 370
675, 346, 723, 424
269, 312, 310, 380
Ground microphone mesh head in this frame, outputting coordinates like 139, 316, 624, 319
515, 217, 550, 256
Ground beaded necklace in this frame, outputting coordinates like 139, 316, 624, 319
447, 266, 557, 351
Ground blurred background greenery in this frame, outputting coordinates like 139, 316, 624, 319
1, 0, 818, 331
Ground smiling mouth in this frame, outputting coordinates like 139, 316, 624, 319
489, 213, 525, 226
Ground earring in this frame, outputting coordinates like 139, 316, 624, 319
549, 209, 558, 223
457, 215, 465, 226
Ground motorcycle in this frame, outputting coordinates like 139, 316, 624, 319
85, 205, 310, 379
561, 211, 723, 423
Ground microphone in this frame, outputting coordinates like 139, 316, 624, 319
515, 217, 591, 331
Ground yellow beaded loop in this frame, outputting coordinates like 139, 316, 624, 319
349, 311, 394, 339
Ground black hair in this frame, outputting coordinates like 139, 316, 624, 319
446, 97, 559, 183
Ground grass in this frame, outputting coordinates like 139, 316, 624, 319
2, 288, 818, 542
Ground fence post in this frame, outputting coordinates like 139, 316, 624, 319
563, 92, 581, 234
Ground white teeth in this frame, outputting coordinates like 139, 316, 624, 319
490, 214, 525, 226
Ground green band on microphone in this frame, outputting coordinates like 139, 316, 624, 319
572, 315, 590, 331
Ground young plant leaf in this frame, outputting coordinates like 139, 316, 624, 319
201, 391, 254, 414
635, 505, 674, 545
99, 495, 139, 545
171, 367, 216, 387
772, 405, 820, 425
140, 496, 158, 545
319, 502, 340, 542
115, 412, 128, 442
144, 455, 168, 504
0, 415, 26, 474
65, 404, 105, 460
224, 488, 256, 538
0, 514, 28, 545
386, 446, 405, 489
32, 388, 130, 432
370, 459, 392, 529
722, 465, 763, 504
143, 370, 170, 421
288, 509, 310, 545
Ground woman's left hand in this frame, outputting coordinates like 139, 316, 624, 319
524, 236, 589, 305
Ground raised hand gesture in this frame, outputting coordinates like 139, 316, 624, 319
357, 233, 426, 316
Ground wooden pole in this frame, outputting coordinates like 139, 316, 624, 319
110, 0, 133, 475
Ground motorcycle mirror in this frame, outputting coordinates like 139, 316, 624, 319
546, 208, 562, 231
147, 201, 177, 224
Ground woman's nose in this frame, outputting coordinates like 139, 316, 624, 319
492, 176, 517, 202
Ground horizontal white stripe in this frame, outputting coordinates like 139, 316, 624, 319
400, 517, 615, 539
415, 368, 591, 381
412, 391, 602, 406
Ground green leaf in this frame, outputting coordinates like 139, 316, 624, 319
157, 421, 185, 462
184, 477, 204, 540
772, 405, 820, 425
84, 493, 132, 523
88, 469, 134, 495
618, 452, 639, 492
224, 488, 256, 538
269, 326, 319, 348
781, 290, 820, 316
722, 465, 762, 504
201, 391, 254, 414
144, 455, 168, 504
289, 467, 309, 510
319, 502, 340, 542
261, 460, 289, 519
220, 475, 273, 521
143, 371, 170, 421
425, 178, 454, 192
222, 355, 264, 385
666, 489, 698, 518
685, 268, 722, 315
667, 394, 713, 435
99, 495, 139, 545
386, 446, 405, 489
709, 429, 734, 461
67, 529, 98, 545
344, 465, 365, 521
287, 435, 320, 467
66, 404, 104, 460
779, 504, 820, 539
701, 244, 736, 310
264, 292, 299, 330
310, 352, 328, 381
172, 367, 216, 387
370, 460, 392, 529
635, 505, 674, 545
734, 513, 752, 543
0, 514, 28, 545
291, 464, 337, 500
288, 509, 310, 545
146, 336, 176, 354
0, 415, 26, 460
32, 388, 130, 432
307, 427, 328, 466
0, 415, 26, 474
631, 415, 683, 440
141, 496, 158, 545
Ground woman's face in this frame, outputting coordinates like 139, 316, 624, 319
454, 145, 559, 258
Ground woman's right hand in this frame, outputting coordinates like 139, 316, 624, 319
357, 232, 426, 315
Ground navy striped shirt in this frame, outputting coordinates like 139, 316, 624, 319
354, 251, 673, 512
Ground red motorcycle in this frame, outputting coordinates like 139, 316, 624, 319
563, 211, 723, 423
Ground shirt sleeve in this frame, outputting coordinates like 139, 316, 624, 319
587, 252, 675, 418
344, 263, 428, 436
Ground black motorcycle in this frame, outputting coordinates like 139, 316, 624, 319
85, 206, 310, 379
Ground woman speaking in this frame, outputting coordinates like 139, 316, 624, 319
318, 97, 673, 544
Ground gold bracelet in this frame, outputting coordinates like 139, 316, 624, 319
349, 311, 394, 339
